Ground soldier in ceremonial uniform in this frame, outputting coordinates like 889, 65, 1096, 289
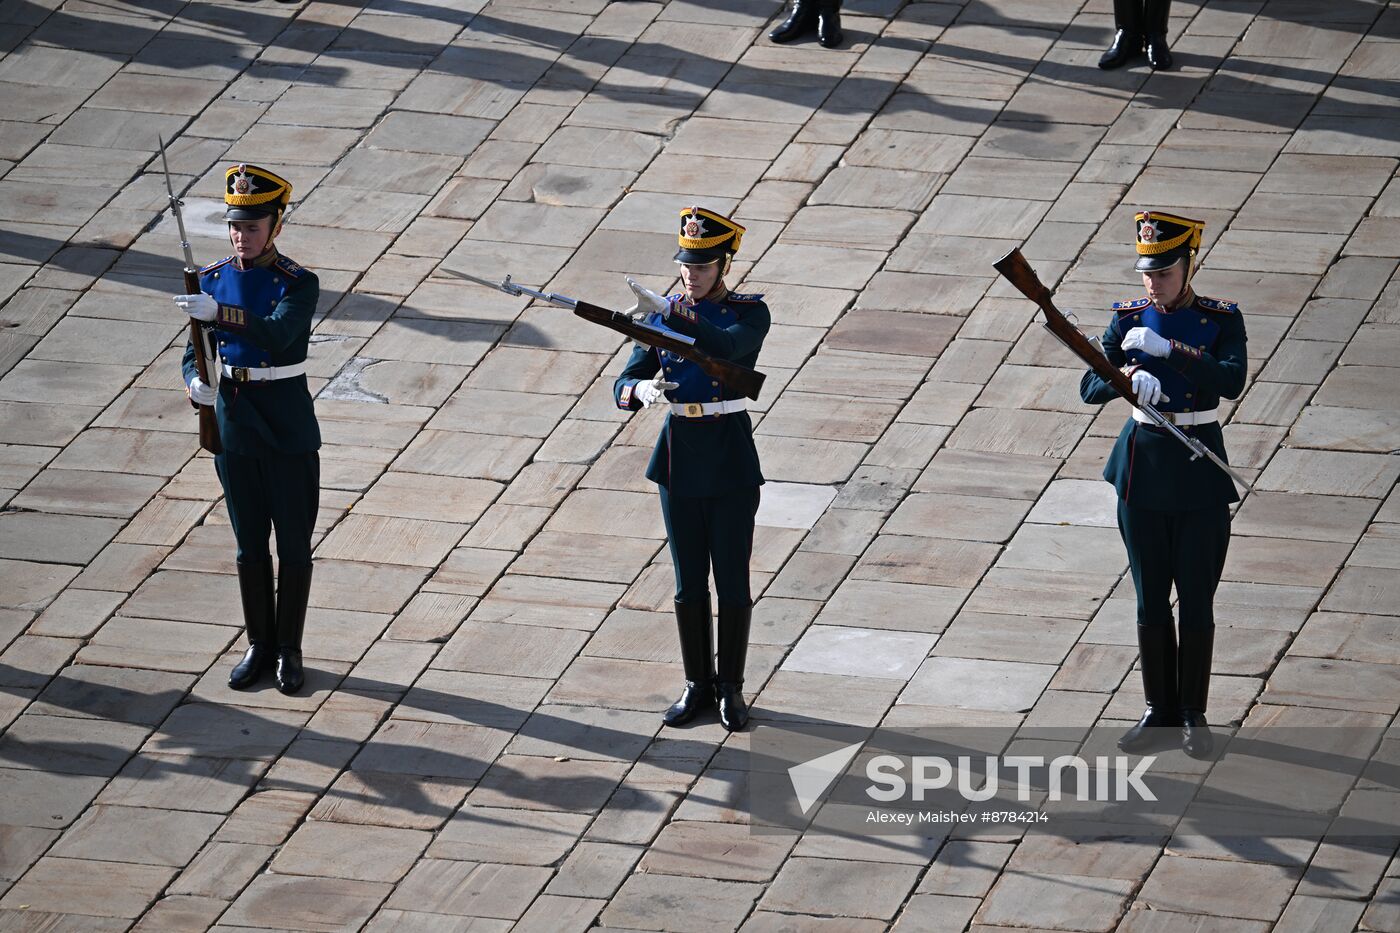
174, 164, 320, 695
1079, 211, 1247, 759
614, 208, 770, 732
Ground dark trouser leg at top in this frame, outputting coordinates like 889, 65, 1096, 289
1100, 0, 1145, 69
710, 488, 759, 732
660, 487, 717, 725
816, 0, 843, 48
769, 0, 815, 42
1174, 504, 1229, 759
219, 449, 319, 695
229, 557, 274, 689
275, 562, 312, 695
1144, 0, 1173, 70
1117, 501, 1181, 751
665, 597, 714, 727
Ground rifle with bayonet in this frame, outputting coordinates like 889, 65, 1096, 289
445, 269, 767, 401
993, 248, 1253, 493
159, 135, 222, 454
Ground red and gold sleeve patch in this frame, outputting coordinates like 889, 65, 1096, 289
217, 304, 247, 328
671, 299, 698, 323
1169, 339, 1202, 360
618, 383, 633, 409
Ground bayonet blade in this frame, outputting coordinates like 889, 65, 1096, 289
157, 135, 197, 273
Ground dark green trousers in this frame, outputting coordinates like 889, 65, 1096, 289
215, 450, 319, 564
658, 486, 759, 606
1117, 500, 1230, 631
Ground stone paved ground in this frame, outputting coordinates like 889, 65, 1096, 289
0, 0, 1397, 929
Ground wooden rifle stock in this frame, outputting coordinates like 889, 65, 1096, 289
184, 267, 223, 454
992, 248, 1141, 406
573, 301, 767, 401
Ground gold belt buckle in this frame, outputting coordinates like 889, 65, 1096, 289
231, 366, 249, 382
682, 402, 703, 417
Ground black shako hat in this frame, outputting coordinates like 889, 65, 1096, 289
1134, 210, 1203, 273
224, 164, 292, 223
674, 206, 745, 265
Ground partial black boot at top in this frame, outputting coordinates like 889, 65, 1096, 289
275, 562, 313, 695
770, 0, 815, 43
1144, 0, 1173, 69
1119, 624, 1181, 753
229, 558, 275, 690
1179, 626, 1215, 759
1100, 0, 1145, 69
715, 602, 753, 732
664, 597, 715, 727
816, 0, 843, 48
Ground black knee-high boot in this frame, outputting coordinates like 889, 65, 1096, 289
229, 558, 274, 689
715, 603, 752, 732
770, 0, 816, 42
1179, 627, 1214, 758
664, 597, 715, 727
816, 0, 843, 48
275, 562, 312, 695
1100, 0, 1145, 69
1144, 0, 1173, 70
1118, 624, 1181, 752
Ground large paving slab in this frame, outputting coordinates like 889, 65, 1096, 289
0, 1, 1396, 930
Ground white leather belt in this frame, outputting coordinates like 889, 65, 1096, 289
670, 399, 747, 418
1134, 407, 1218, 426
221, 362, 307, 382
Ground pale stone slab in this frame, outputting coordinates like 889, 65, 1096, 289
51, 805, 220, 868
316, 514, 465, 568
430, 806, 591, 865
782, 626, 935, 680
602, 873, 762, 933
1139, 856, 1299, 922
884, 492, 1032, 543
901, 656, 1055, 712
935, 611, 1085, 665
221, 874, 393, 931
979, 871, 1136, 931
0, 857, 176, 919
815, 578, 966, 634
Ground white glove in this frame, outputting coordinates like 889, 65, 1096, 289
1130, 369, 1169, 407
187, 376, 216, 406
624, 276, 670, 322
1122, 326, 1171, 359
175, 293, 217, 323
634, 375, 679, 408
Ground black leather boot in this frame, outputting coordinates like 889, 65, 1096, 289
770, 0, 815, 43
1118, 624, 1181, 753
229, 558, 274, 689
715, 602, 752, 732
1179, 626, 1214, 759
816, 0, 843, 48
1144, 0, 1173, 70
274, 562, 312, 695
663, 598, 715, 727
1100, 0, 1144, 69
